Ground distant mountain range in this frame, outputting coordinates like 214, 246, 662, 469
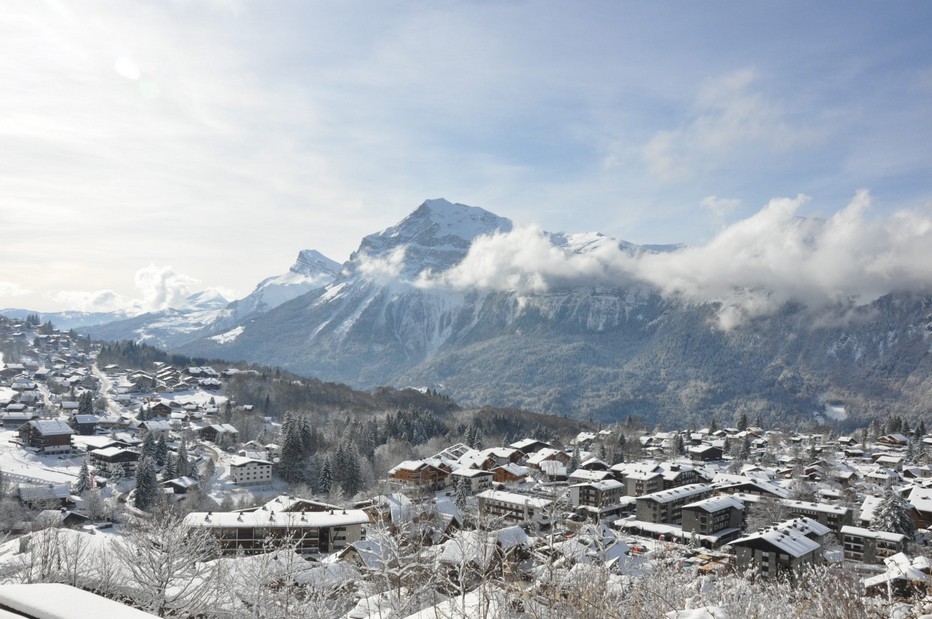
5, 198, 931, 426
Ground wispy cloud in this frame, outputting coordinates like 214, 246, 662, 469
700, 195, 741, 221
0, 282, 31, 298
48, 289, 127, 313
47, 265, 201, 313
643, 69, 817, 180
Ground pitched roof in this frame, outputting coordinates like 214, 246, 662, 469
732, 526, 820, 558
27, 419, 74, 436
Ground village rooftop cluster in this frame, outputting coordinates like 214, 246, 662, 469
0, 315, 930, 617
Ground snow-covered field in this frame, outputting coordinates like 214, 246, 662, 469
0, 430, 81, 486
209, 326, 244, 344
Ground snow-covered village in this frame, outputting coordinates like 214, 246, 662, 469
0, 315, 930, 618
5, 3, 932, 618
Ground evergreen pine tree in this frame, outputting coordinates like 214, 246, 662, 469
279, 418, 305, 483
675, 434, 686, 456
334, 442, 348, 482
165, 453, 178, 480
223, 400, 233, 423
78, 392, 94, 415
176, 440, 190, 478
141, 431, 156, 461
569, 445, 581, 473
868, 419, 880, 442
302, 455, 319, 490
155, 435, 169, 467
318, 458, 333, 495
736, 412, 748, 431
110, 463, 125, 487
454, 477, 469, 510
75, 459, 91, 494
134, 455, 159, 511
300, 416, 315, 454
872, 488, 917, 538
341, 446, 362, 497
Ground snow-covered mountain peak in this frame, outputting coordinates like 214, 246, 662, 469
184, 289, 230, 311
205, 248, 342, 330
291, 249, 341, 277
407, 198, 513, 241
350, 199, 513, 278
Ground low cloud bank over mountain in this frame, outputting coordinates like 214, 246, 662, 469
413, 191, 932, 328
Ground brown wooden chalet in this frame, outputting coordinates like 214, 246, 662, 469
18, 419, 74, 454
68, 414, 99, 436
492, 463, 530, 484
197, 423, 239, 444
387, 459, 450, 492
148, 402, 173, 417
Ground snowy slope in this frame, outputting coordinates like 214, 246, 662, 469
216, 249, 341, 325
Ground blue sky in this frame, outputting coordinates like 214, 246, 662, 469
2, 1, 931, 312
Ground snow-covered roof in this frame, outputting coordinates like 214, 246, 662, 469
732, 526, 820, 558
228, 456, 271, 467
639, 484, 711, 505
184, 508, 369, 529
781, 499, 849, 515
388, 460, 428, 474
683, 495, 745, 513
907, 486, 932, 513
477, 489, 551, 509
492, 462, 529, 477
863, 553, 929, 588
568, 468, 613, 482
840, 525, 906, 543
858, 495, 883, 523
0, 583, 159, 618
451, 467, 493, 478
571, 478, 624, 492
26, 419, 73, 436
90, 446, 137, 458
527, 448, 565, 466
778, 516, 831, 538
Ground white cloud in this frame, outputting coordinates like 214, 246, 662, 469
419, 225, 634, 293
0, 282, 31, 298
355, 247, 408, 284
700, 195, 741, 220
46, 265, 201, 313
415, 191, 932, 329
47, 289, 128, 313
643, 69, 815, 179
133, 265, 199, 312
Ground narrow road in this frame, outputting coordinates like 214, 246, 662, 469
91, 363, 127, 418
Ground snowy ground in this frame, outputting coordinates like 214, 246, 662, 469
204, 447, 289, 505
0, 429, 81, 486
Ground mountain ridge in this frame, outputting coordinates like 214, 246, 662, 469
11, 198, 930, 427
